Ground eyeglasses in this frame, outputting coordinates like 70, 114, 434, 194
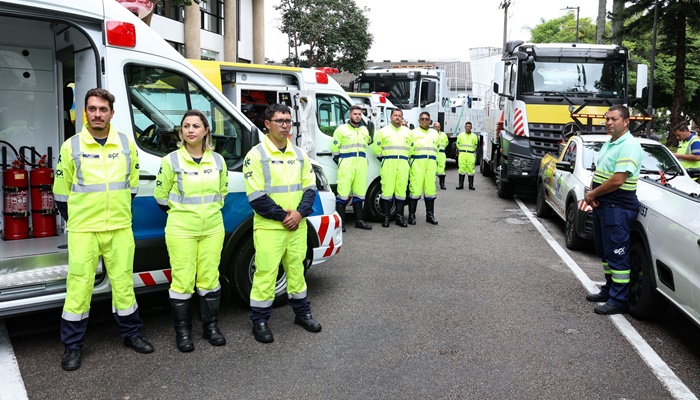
419, 117, 430, 121
270, 119, 293, 126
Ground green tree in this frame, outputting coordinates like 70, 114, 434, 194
529, 12, 600, 44
617, 0, 700, 146
274, 0, 373, 74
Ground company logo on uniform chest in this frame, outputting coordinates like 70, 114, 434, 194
108, 152, 120, 159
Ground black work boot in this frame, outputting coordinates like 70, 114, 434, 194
381, 199, 391, 228
456, 174, 465, 190
439, 175, 446, 190
407, 198, 418, 225
170, 298, 194, 352
425, 199, 438, 225
336, 202, 346, 232
394, 200, 408, 227
199, 291, 226, 346
353, 202, 372, 230
468, 175, 475, 190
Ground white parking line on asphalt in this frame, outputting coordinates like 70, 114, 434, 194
515, 197, 698, 400
0, 321, 28, 400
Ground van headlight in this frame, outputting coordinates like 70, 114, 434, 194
312, 164, 330, 191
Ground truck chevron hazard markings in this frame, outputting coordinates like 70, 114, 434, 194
578, 199, 592, 212
317, 214, 341, 257
513, 108, 526, 137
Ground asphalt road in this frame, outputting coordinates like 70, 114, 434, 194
4, 162, 700, 399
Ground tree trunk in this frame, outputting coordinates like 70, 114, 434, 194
668, 9, 687, 149
596, 0, 606, 44
611, 0, 625, 45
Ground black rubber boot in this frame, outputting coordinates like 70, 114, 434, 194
468, 175, 475, 190
456, 174, 465, 190
336, 202, 346, 232
381, 199, 391, 228
353, 202, 372, 230
170, 298, 194, 352
407, 198, 418, 225
439, 175, 446, 190
425, 199, 438, 225
199, 291, 226, 346
394, 200, 408, 227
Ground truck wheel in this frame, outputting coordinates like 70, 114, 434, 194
628, 242, 667, 320
496, 160, 514, 199
535, 181, 552, 218
230, 235, 287, 307
565, 202, 586, 250
365, 180, 395, 222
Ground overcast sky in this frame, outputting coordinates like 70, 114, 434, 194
264, 0, 610, 62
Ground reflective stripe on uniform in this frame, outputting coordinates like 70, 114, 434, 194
168, 151, 225, 204
69, 133, 132, 193
611, 269, 631, 283
247, 144, 310, 203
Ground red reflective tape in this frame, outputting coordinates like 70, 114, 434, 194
333, 213, 340, 228
323, 238, 335, 258
318, 215, 329, 244
163, 269, 172, 282
138, 272, 156, 287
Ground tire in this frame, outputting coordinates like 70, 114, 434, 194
535, 181, 552, 218
628, 242, 667, 320
565, 202, 586, 250
480, 156, 494, 177
230, 235, 287, 307
496, 160, 514, 199
365, 179, 395, 222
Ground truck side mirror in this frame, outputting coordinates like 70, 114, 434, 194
636, 64, 648, 99
493, 82, 499, 94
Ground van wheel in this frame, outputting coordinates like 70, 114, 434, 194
365, 179, 395, 222
565, 202, 585, 250
230, 235, 287, 306
535, 181, 552, 218
628, 242, 667, 320
496, 160, 514, 198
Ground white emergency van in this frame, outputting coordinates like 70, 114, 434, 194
0, 0, 342, 316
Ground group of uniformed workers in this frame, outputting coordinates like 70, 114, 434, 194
584, 105, 643, 315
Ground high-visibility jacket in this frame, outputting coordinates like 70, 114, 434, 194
373, 124, 411, 159
53, 125, 139, 232
678, 133, 700, 170
456, 132, 478, 155
410, 127, 439, 160
437, 131, 448, 153
154, 146, 228, 236
243, 135, 316, 230
592, 131, 643, 210
331, 123, 371, 158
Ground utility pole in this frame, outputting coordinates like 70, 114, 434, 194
647, 0, 660, 136
564, 6, 580, 42
499, 0, 511, 51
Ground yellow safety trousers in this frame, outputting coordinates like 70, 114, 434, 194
337, 157, 368, 201
63, 228, 137, 320
458, 153, 476, 175
166, 230, 224, 299
250, 223, 308, 308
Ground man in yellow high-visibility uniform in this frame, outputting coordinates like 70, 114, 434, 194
671, 122, 700, 179
433, 122, 449, 190
332, 105, 372, 231
243, 104, 321, 344
373, 108, 412, 228
53, 88, 153, 372
455, 122, 478, 190
408, 112, 439, 225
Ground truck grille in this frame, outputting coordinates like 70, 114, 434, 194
528, 124, 566, 158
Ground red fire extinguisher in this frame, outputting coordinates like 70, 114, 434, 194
30, 155, 56, 238
3, 159, 29, 240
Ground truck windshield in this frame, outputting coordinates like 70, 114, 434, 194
356, 76, 418, 109
520, 59, 626, 98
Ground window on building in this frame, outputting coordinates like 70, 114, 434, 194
201, 49, 219, 61
201, 0, 224, 34
155, 0, 183, 21
166, 40, 185, 57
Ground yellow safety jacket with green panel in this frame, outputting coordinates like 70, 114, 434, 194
456, 132, 478, 154
53, 125, 139, 232
373, 124, 411, 159
243, 136, 316, 230
154, 146, 228, 236
410, 127, 439, 159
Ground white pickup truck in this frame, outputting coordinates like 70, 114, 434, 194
628, 177, 700, 326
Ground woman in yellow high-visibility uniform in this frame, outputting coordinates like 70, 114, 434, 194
155, 110, 228, 352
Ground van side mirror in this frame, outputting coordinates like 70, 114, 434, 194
556, 161, 573, 172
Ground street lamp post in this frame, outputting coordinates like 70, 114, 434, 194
646, 0, 660, 136
499, 0, 511, 51
564, 6, 580, 42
